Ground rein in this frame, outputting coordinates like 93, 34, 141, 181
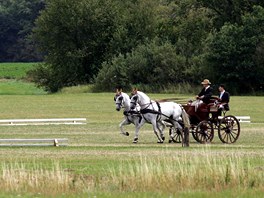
139, 100, 180, 123
131, 100, 152, 110
131, 94, 178, 123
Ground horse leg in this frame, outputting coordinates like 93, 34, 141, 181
157, 121, 166, 141
171, 121, 182, 142
168, 127, 173, 143
151, 120, 163, 143
119, 118, 130, 136
133, 118, 145, 143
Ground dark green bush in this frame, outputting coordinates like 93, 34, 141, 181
95, 40, 190, 92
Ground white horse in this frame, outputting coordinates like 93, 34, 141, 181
114, 90, 165, 143
130, 89, 190, 144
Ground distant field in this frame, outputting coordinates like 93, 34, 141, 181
0, 62, 46, 95
0, 62, 37, 79
0, 79, 46, 95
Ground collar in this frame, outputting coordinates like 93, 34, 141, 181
205, 86, 210, 90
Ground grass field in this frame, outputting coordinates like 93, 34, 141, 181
0, 62, 46, 95
0, 92, 263, 197
0, 63, 263, 197
0, 62, 37, 79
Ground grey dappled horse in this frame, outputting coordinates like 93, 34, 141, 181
114, 90, 165, 143
130, 89, 190, 143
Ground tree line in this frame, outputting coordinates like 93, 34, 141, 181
1, 0, 264, 94
0, 0, 45, 62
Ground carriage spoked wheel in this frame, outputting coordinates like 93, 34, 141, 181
195, 120, 214, 143
218, 115, 240, 143
190, 125, 199, 142
169, 127, 182, 143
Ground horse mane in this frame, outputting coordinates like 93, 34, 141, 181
137, 91, 150, 101
121, 92, 130, 101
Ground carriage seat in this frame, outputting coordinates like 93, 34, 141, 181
207, 99, 218, 113
197, 103, 209, 113
187, 98, 229, 113
198, 98, 220, 113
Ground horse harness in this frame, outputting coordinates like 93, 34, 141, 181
115, 94, 143, 124
139, 100, 183, 124
123, 110, 143, 124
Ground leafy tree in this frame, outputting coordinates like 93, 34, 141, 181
109, 0, 160, 55
95, 40, 186, 91
32, 0, 121, 91
2, 0, 262, 94
32, 0, 160, 92
197, 0, 264, 28
0, 0, 44, 61
157, 0, 213, 83
205, 6, 264, 94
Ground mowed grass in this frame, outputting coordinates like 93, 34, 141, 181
0, 62, 36, 79
0, 92, 263, 197
0, 62, 46, 95
0, 79, 46, 95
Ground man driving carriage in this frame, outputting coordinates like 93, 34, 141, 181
196, 79, 213, 104
188, 79, 230, 120
190, 79, 213, 113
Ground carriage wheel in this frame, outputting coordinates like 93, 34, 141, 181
190, 125, 199, 142
169, 127, 182, 143
195, 121, 214, 143
218, 115, 240, 143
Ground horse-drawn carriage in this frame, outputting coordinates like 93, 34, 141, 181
169, 99, 240, 144
115, 89, 240, 145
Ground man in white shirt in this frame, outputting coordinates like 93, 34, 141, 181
217, 84, 230, 111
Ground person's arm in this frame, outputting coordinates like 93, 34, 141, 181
198, 88, 205, 96
220, 92, 230, 103
196, 89, 204, 99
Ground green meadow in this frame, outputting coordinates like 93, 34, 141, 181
0, 62, 36, 79
0, 62, 45, 95
0, 63, 263, 197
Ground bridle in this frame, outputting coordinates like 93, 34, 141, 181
114, 94, 124, 108
130, 94, 152, 110
130, 95, 138, 107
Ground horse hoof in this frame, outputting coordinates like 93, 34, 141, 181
125, 132, 129, 136
168, 140, 172, 143
162, 137, 165, 141
133, 138, 138, 143
157, 141, 164, 144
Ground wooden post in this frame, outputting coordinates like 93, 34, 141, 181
182, 127, 189, 147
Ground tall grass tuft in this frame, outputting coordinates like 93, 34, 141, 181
0, 162, 83, 196
107, 151, 264, 193
0, 152, 263, 195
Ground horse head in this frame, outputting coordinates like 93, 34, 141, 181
130, 89, 151, 110
130, 94, 138, 110
114, 89, 124, 111
114, 89, 132, 111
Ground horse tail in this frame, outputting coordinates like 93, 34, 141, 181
181, 107, 190, 128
